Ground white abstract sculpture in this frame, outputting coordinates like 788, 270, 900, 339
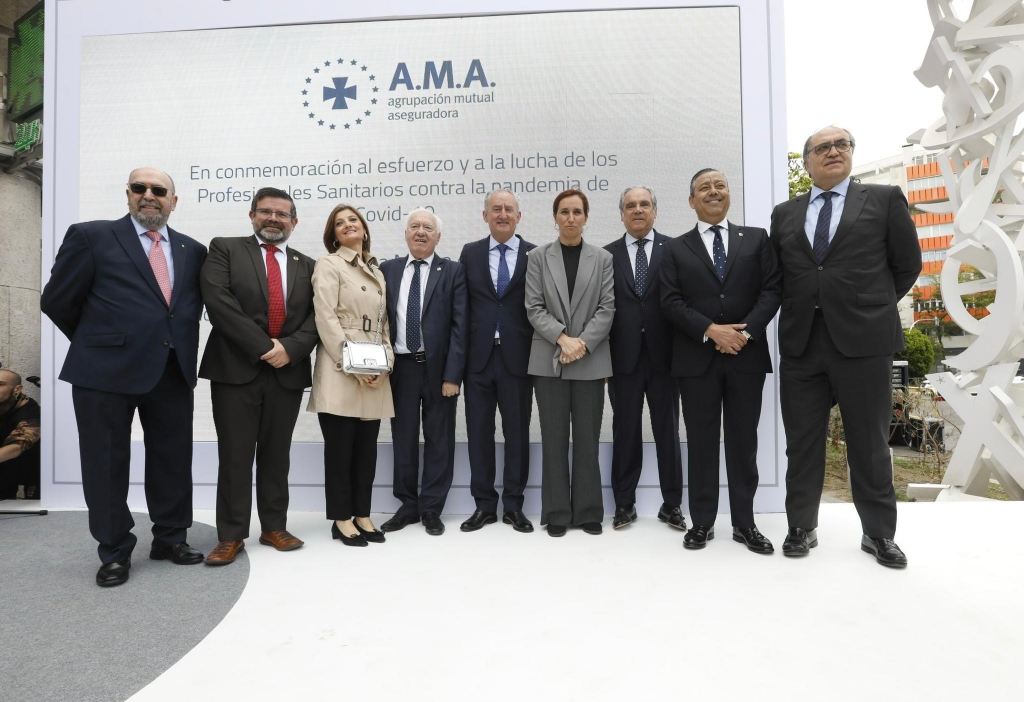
909, 0, 1024, 500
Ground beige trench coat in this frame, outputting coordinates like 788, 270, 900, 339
306, 246, 395, 418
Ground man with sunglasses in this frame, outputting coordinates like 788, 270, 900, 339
769, 127, 921, 567
199, 187, 318, 565
42, 167, 208, 587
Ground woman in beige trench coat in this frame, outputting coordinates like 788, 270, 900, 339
308, 204, 395, 547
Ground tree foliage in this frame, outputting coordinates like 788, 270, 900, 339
895, 328, 936, 379
788, 152, 813, 199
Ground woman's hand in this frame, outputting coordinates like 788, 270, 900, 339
557, 333, 587, 365
357, 372, 387, 388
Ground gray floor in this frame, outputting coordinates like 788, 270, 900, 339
0, 511, 248, 702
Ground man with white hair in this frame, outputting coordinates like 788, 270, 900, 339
379, 209, 468, 536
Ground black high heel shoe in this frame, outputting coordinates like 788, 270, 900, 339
355, 521, 386, 543
332, 521, 367, 547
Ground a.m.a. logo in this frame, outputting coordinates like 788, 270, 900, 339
388, 60, 494, 93
300, 57, 378, 131
384, 60, 496, 122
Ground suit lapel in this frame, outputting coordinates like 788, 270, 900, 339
790, 192, 815, 263
285, 248, 299, 304
504, 236, 530, 297
245, 236, 270, 304
385, 257, 405, 343
824, 182, 867, 261
113, 215, 169, 307
422, 256, 442, 312
611, 236, 636, 295
570, 244, 597, 317
646, 230, 666, 297
166, 228, 187, 311
682, 227, 718, 279
721, 222, 745, 281
546, 243, 572, 321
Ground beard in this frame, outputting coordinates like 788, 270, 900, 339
254, 225, 290, 244
132, 199, 168, 229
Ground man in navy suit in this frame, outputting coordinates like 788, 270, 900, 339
41, 167, 208, 586
379, 209, 468, 536
604, 186, 685, 530
457, 189, 536, 534
660, 168, 782, 553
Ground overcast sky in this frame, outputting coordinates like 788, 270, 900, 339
783, 0, 960, 165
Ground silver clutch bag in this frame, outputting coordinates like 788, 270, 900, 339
339, 262, 392, 375
342, 340, 392, 374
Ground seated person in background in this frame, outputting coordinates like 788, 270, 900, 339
0, 369, 41, 500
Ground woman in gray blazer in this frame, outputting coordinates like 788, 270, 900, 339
525, 189, 615, 536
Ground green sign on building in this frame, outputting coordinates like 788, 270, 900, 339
6, 2, 44, 122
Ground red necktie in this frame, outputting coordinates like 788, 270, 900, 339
262, 244, 285, 338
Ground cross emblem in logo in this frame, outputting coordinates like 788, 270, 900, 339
323, 77, 357, 110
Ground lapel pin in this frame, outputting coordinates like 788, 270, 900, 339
436, 266, 441, 271
180, 243, 185, 247
293, 255, 299, 260
738, 232, 744, 237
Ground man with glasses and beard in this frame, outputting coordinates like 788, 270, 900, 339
42, 167, 208, 587
199, 187, 318, 565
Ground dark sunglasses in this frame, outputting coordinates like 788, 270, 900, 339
129, 182, 170, 197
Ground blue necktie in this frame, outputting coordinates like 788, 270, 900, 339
710, 225, 726, 281
634, 239, 649, 296
406, 260, 424, 352
813, 192, 835, 263
496, 243, 510, 297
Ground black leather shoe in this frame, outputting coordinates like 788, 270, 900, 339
613, 505, 637, 529
782, 527, 818, 557
502, 510, 534, 533
355, 522, 386, 543
547, 524, 567, 537
96, 558, 130, 587
331, 522, 367, 547
380, 513, 420, 532
460, 510, 497, 532
150, 542, 204, 565
657, 504, 688, 531
581, 522, 603, 535
733, 526, 774, 554
861, 536, 908, 568
422, 512, 445, 535
683, 525, 714, 549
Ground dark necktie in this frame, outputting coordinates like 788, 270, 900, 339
710, 225, 726, 281
496, 243, 510, 297
634, 238, 649, 296
261, 244, 285, 337
813, 191, 835, 263
406, 260, 425, 352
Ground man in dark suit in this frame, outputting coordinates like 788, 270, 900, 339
457, 190, 536, 534
379, 209, 468, 536
199, 187, 319, 565
660, 169, 782, 553
604, 186, 685, 530
41, 167, 208, 587
770, 127, 921, 567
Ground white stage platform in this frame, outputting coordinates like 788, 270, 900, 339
127, 502, 1023, 702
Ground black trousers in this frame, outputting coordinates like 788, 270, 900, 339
780, 313, 897, 538
71, 351, 193, 564
390, 356, 456, 516
464, 342, 533, 513
319, 413, 380, 521
608, 337, 683, 508
678, 354, 765, 528
210, 366, 303, 541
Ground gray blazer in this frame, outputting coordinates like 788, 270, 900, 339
525, 240, 615, 379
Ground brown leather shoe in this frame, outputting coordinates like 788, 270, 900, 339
259, 530, 304, 551
205, 540, 244, 565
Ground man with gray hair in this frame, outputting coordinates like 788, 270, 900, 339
457, 189, 537, 533
604, 186, 684, 529
379, 208, 468, 536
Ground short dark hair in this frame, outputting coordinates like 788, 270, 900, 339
322, 204, 373, 260
552, 188, 589, 217
689, 168, 727, 197
803, 127, 856, 159
250, 187, 297, 218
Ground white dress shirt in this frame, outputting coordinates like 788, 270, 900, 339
697, 219, 729, 260
804, 177, 850, 249
393, 252, 435, 354
489, 235, 519, 339
257, 239, 289, 314
131, 216, 174, 287
623, 229, 655, 278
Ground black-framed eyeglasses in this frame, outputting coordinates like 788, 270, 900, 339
811, 140, 854, 157
129, 182, 170, 197
255, 208, 294, 221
